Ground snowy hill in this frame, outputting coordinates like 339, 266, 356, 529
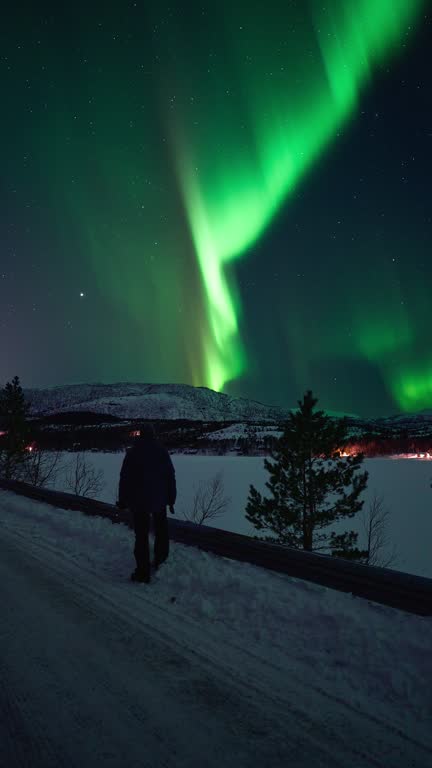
350, 410, 432, 439
25, 382, 291, 422
24, 382, 432, 437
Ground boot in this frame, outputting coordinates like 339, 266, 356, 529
130, 569, 150, 584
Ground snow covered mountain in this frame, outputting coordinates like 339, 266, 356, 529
26, 382, 291, 422
24, 382, 432, 434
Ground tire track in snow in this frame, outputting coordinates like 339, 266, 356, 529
0, 527, 334, 767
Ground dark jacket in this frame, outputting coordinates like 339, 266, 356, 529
118, 435, 176, 511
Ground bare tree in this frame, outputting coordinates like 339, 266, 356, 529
183, 471, 230, 525
65, 452, 105, 498
22, 447, 61, 488
361, 494, 399, 568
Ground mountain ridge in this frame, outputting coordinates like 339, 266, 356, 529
24, 382, 432, 435
25, 382, 292, 422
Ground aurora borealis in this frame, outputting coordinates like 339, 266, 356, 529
1, 1, 430, 416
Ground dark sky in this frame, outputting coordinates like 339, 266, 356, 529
1, 1, 430, 416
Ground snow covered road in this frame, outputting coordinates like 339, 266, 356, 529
1, 492, 431, 767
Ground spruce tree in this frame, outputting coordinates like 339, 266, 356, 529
246, 391, 368, 559
0, 376, 29, 480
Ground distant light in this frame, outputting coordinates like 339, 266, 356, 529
79, 291, 85, 298
392, 452, 432, 460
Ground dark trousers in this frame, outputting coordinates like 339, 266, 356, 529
133, 507, 169, 576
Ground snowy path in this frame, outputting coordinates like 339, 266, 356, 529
1, 496, 431, 767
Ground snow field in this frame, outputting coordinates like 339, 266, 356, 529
54, 452, 432, 578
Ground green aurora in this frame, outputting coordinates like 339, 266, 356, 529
172, 0, 425, 399
2, 0, 430, 414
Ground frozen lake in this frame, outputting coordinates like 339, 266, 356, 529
54, 452, 432, 579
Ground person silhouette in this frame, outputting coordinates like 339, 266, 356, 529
117, 423, 176, 583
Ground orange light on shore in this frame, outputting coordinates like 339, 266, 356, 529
338, 447, 360, 457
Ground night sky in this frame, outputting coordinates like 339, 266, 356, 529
1, 1, 430, 417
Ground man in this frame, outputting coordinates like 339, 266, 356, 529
117, 424, 176, 583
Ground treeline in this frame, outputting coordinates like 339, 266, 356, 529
5, 422, 431, 458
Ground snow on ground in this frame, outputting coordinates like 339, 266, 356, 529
0, 489, 431, 767
203, 423, 282, 440
54, 453, 432, 578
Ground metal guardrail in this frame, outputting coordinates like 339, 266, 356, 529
1, 478, 431, 616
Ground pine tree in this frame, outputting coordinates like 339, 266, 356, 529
245, 391, 368, 559
0, 376, 30, 480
